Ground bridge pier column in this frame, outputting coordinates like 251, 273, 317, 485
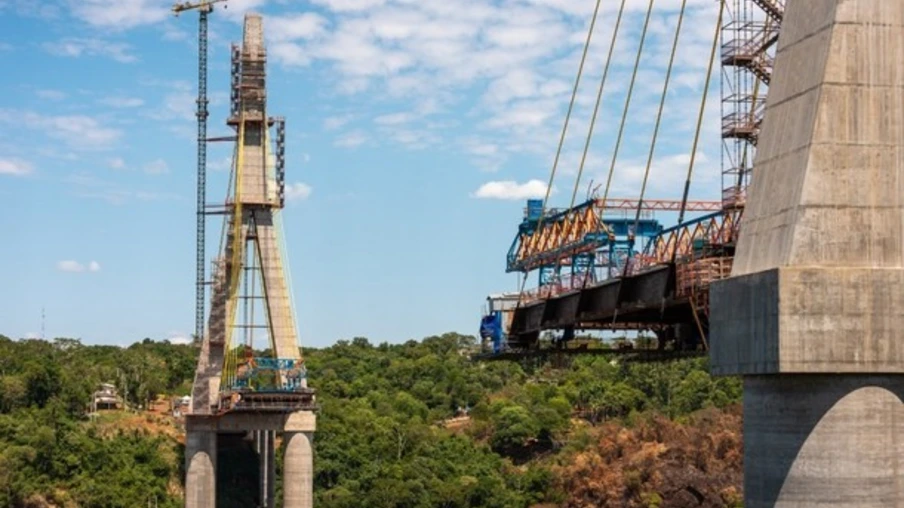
282, 411, 316, 508
742, 375, 904, 507
710, 0, 904, 504
256, 430, 276, 508
185, 417, 217, 508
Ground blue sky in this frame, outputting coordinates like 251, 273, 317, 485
0, 0, 724, 348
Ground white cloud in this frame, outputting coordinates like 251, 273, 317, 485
88, 261, 101, 272
216, 0, 266, 22
100, 96, 144, 108
597, 149, 719, 199
2, 0, 61, 19
310, 0, 386, 12
57, 260, 92, 273
24, 332, 41, 340
334, 130, 368, 147
262, 0, 723, 183
108, 157, 126, 169
323, 114, 354, 130
36, 89, 66, 100
270, 42, 312, 66
65, 172, 182, 205
67, 0, 170, 30
147, 92, 195, 122
0, 158, 33, 176
0, 109, 122, 150
209, 156, 233, 172
143, 159, 169, 175
161, 23, 189, 42
472, 179, 550, 200
374, 112, 414, 125
284, 182, 312, 201
44, 38, 136, 63
268, 12, 329, 42
167, 332, 192, 345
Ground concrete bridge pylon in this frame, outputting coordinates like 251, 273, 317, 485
711, 1, 904, 505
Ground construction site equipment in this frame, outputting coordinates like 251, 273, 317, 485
477, 0, 784, 359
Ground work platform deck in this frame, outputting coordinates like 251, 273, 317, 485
217, 388, 318, 414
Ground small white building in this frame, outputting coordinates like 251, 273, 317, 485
172, 395, 191, 417
91, 382, 122, 412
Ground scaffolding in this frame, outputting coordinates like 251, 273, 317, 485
720, 0, 784, 211
676, 256, 734, 319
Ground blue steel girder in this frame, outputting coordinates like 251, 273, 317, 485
229, 356, 307, 392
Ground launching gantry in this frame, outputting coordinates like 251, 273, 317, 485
184, 13, 317, 508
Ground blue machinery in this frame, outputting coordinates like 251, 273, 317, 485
230, 355, 307, 391
507, 199, 663, 284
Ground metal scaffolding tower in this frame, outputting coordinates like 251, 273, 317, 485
719, 0, 784, 210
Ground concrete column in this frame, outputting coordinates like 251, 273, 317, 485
257, 429, 275, 508
744, 375, 904, 507
283, 411, 316, 508
266, 431, 276, 507
184, 423, 217, 508
709, 1, 904, 505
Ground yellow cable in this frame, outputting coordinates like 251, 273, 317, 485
677, 2, 723, 230
223, 115, 246, 392
516, 0, 602, 307
600, 0, 657, 218
627, 0, 689, 279
560, 0, 629, 290
570, 0, 628, 210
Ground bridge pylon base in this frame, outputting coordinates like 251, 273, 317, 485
184, 410, 317, 508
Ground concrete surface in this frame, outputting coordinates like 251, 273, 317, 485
184, 426, 216, 508
284, 411, 316, 508
190, 9, 302, 415
185, 13, 317, 508
255, 430, 276, 508
743, 375, 904, 507
710, 0, 904, 504
711, 267, 904, 375
711, 0, 904, 371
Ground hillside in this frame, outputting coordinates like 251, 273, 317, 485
0, 333, 743, 507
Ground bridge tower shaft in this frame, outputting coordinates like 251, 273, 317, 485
711, 1, 904, 505
185, 12, 316, 508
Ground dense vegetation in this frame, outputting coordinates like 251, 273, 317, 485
0, 332, 743, 507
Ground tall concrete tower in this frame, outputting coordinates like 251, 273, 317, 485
185, 12, 317, 508
711, 1, 904, 506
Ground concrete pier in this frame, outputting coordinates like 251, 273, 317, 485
744, 376, 904, 506
711, 0, 904, 505
283, 411, 316, 508
254, 430, 276, 508
185, 420, 217, 508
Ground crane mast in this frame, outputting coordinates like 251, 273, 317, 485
172, 0, 227, 345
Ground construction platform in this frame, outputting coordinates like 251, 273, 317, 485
217, 388, 318, 413
498, 259, 731, 354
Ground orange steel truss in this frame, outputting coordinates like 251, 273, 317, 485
515, 205, 606, 270
633, 208, 743, 272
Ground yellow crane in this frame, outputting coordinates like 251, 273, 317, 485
172, 0, 228, 349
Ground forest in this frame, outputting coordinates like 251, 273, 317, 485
0, 332, 744, 507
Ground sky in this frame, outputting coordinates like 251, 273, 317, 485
0, 0, 727, 348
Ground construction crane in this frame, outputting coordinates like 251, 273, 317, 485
172, 0, 228, 346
